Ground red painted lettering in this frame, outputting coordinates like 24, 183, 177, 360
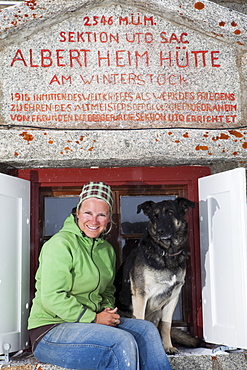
10, 49, 27, 66
160, 51, 173, 67
41, 50, 53, 67
98, 50, 111, 67
59, 31, 66, 42
211, 51, 221, 67
180, 33, 189, 43
160, 32, 189, 44
56, 50, 66, 67
116, 50, 126, 67
125, 32, 154, 43
136, 51, 149, 67
49, 75, 60, 84
160, 50, 220, 68
69, 50, 89, 67
49, 75, 72, 85
176, 47, 189, 68
29, 49, 38, 67
10, 49, 91, 67
119, 14, 155, 26
169, 33, 180, 43
68, 32, 76, 42
191, 50, 208, 67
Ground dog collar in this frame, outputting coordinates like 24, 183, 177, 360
163, 249, 183, 257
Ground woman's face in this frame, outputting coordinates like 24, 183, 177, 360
76, 197, 110, 238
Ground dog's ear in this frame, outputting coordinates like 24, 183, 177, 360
137, 201, 155, 216
175, 197, 195, 214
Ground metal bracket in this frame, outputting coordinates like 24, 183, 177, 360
212, 345, 237, 354
0, 343, 11, 364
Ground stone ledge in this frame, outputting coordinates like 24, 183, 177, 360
169, 348, 247, 370
1, 348, 247, 370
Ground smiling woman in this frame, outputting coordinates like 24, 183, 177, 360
76, 181, 113, 238
76, 198, 110, 238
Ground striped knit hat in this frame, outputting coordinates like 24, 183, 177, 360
77, 181, 113, 214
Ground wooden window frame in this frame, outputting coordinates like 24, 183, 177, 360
16, 165, 211, 338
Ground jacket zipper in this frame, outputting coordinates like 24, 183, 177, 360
88, 238, 101, 312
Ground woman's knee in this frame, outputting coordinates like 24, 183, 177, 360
115, 329, 138, 351
132, 318, 159, 335
35, 329, 139, 370
113, 331, 139, 369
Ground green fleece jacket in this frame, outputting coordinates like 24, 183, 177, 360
28, 214, 116, 329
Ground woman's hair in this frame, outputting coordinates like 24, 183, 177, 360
76, 181, 113, 215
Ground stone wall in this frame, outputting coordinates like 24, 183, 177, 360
2, 0, 247, 14
0, 0, 247, 172
212, 0, 247, 14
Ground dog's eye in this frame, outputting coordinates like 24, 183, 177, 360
167, 210, 174, 216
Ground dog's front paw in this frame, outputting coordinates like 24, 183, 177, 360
165, 346, 179, 355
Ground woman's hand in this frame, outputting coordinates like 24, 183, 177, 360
95, 307, 120, 326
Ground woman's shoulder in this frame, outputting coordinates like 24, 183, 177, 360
41, 216, 80, 254
98, 239, 116, 257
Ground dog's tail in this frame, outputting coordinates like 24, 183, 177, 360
171, 327, 204, 348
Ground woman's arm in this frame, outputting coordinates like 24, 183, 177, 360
38, 236, 96, 323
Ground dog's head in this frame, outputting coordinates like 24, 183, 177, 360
137, 197, 195, 248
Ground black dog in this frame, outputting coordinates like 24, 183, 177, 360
115, 197, 200, 354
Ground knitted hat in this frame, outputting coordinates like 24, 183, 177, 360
77, 181, 113, 214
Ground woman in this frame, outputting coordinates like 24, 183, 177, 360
28, 181, 171, 370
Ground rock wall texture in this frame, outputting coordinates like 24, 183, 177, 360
0, 0, 247, 172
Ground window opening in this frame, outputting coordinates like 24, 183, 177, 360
120, 195, 175, 235
40, 184, 186, 325
16, 165, 211, 339
44, 197, 78, 236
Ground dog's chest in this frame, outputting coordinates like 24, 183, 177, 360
143, 267, 185, 300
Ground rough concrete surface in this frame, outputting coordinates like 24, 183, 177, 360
0, 0, 247, 169
1, 348, 247, 370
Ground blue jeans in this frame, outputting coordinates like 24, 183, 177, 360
34, 318, 171, 370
